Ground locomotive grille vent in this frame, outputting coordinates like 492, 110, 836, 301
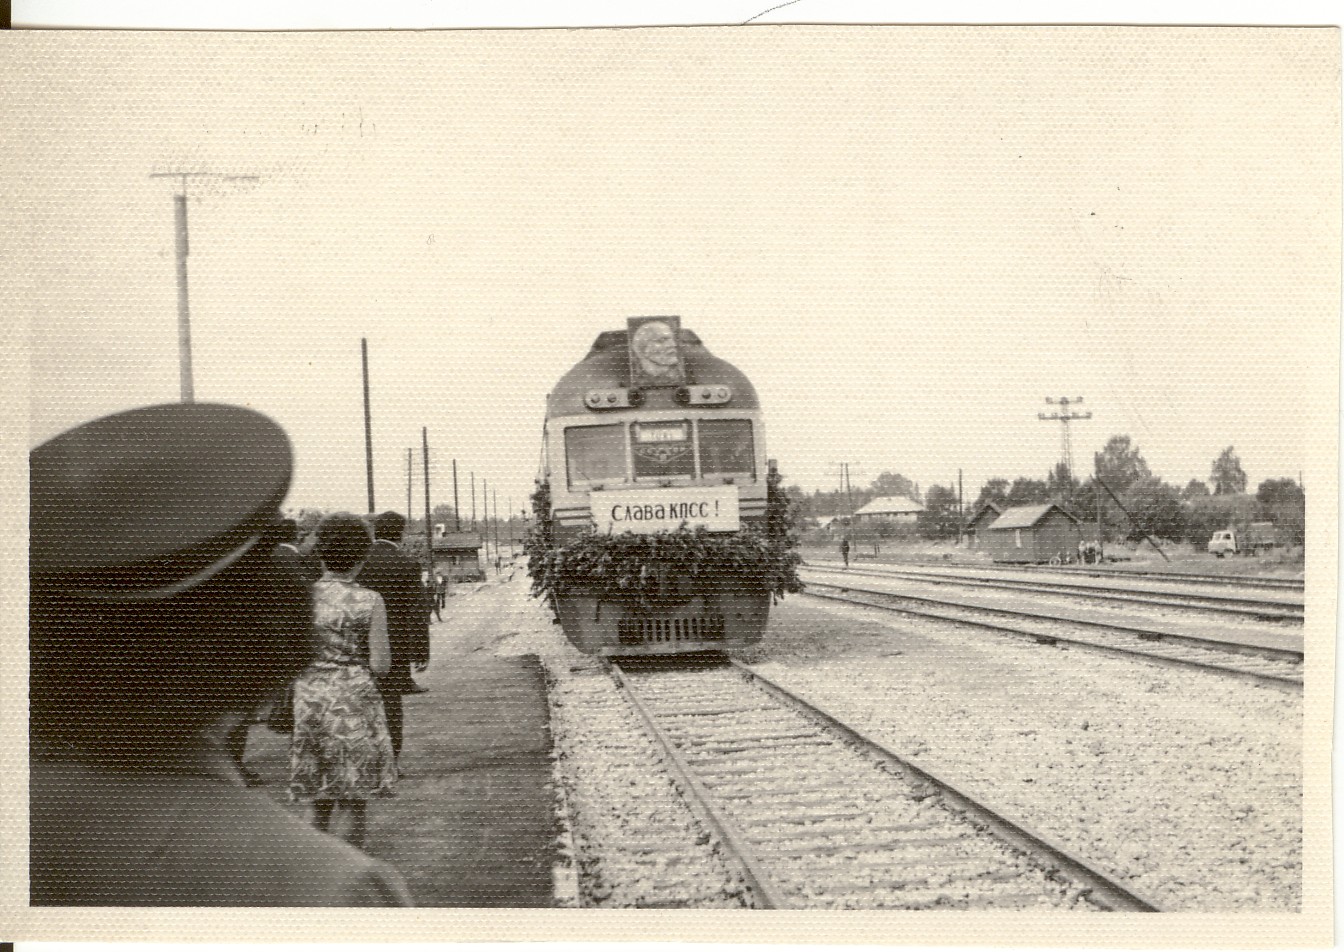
618, 614, 726, 646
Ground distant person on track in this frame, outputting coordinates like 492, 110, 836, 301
840, 537, 851, 569
357, 512, 431, 762
426, 569, 443, 622
290, 513, 398, 849
436, 571, 447, 609
29, 403, 412, 906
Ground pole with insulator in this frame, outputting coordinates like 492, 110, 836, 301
422, 428, 433, 574
362, 338, 375, 513
453, 459, 461, 532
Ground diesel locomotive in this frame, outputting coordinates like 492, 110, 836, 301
530, 316, 788, 656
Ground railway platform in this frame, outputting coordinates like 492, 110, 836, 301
239, 576, 558, 907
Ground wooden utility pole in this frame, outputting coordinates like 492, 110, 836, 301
362, 338, 375, 513
492, 489, 500, 572
1094, 453, 1105, 562
149, 171, 260, 403
829, 462, 859, 523
1095, 475, 1169, 562
452, 459, 461, 531
471, 472, 477, 530
422, 428, 432, 572
172, 194, 193, 402
958, 469, 965, 544
481, 478, 488, 559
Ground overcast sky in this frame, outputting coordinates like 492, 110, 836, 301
11, 25, 1337, 516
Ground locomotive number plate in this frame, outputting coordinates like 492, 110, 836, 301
633, 423, 689, 443
591, 486, 740, 534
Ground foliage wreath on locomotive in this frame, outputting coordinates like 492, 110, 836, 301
526, 317, 802, 656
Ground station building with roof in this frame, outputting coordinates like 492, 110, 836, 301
982, 502, 1092, 563
852, 495, 925, 524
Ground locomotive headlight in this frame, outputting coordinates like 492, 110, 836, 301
676, 385, 733, 406
585, 388, 642, 410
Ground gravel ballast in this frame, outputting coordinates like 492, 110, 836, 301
488, 572, 1300, 911
741, 595, 1301, 911
490, 580, 747, 908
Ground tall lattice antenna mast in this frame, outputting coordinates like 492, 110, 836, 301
1038, 397, 1092, 481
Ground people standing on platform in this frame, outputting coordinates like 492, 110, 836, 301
357, 512, 430, 762
29, 403, 412, 906
289, 513, 398, 849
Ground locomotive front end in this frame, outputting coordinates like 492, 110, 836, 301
533, 317, 781, 656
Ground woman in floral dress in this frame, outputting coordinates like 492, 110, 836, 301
290, 513, 397, 847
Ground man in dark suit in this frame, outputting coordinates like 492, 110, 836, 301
356, 512, 430, 760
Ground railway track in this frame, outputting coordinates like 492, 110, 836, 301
1026, 565, 1303, 593
805, 564, 1303, 623
801, 580, 1303, 691
831, 558, 1304, 593
608, 658, 1163, 911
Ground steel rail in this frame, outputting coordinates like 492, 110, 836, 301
973, 563, 1304, 591
798, 572, 1303, 664
813, 556, 1304, 592
729, 660, 1164, 912
606, 659, 791, 909
818, 563, 1305, 613
1016, 565, 1303, 591
804, 564, 1303, 622
802, 583, 1303, 691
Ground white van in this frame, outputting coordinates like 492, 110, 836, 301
1207, 530, 1237, 557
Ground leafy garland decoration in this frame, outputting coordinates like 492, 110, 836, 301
525, 469, 803, 611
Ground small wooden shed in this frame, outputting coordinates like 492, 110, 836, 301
431, 531, 485, 582
964, 502, 1004, 549
983, 503, 1084, 564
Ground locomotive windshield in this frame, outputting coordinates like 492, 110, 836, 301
565, 424, 626, 487
698, 419, 755, 477
564, 419, 757, 487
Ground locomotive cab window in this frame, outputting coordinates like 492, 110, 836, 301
631, 421, 695, 480
565, 424, 627, 488
698, 419, 755, 478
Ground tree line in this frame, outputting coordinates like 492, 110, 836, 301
785, 437, 1305, 547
